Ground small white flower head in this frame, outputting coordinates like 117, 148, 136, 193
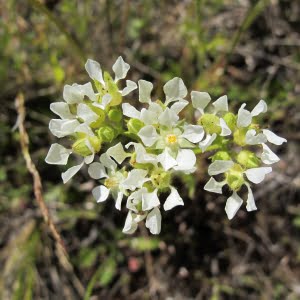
124, 187, 161, 235
88, 153, 127, 209
204, 159, 273, 219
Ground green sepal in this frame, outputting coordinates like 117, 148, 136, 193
104, 72, 122, 106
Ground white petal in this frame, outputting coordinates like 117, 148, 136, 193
251, 100, 267, 117
115, 192, 123, 210
262, 129, 287, 145
208, 160, 234, 176
191, 91, 211, 114
170, 100, 189, 115
49, 119, 80, 138
112, 56, 130, 82
50, 102, 74, 119
126, 142, 158, 165
74, 123, 94, 136
79, 82, 97, 101
138, 125, 159, 147
244, 167, 272, 184
138, 80, 153, 103
245, 183, 257, 211
164, 187, 184, 211
237, 103, 252, 128
85, 59, 104, 84
84, 153, 95, 164
92, 185, 110, 202
181, 124, 205, 143
122, 80, 137, 96
88, 162, 107, 179
100, 153, 117, 171
61, 162, 84, 183
158, 107, 179, 127
164, 77, 187, 103
101, 94, 112, 109
142, 189, 160, 211
174, 149, 196, 173
157, 148, 177, 171
122, 103, 141, 119
204, 177, 225, 194
77, 103, 99, 125
219, 118, 231, 136
122, 211, 138, 234
45, 144, 71, 165
245, 129, 267, 145
63, 84, 84, 104
107, 143, 129, 164
261, 143, 280, 165
212, 95, 228, 113
199, 133, 217, 152
225, 192, 243, 220
145, 207, 161, 234
122, 169, 149, 191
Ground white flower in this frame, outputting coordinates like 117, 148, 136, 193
191, 92, 231, 138
85, 56, 137, 97
45, 123, 98, 183
244, 128, 286, 164
123, 187, 161, 235
237, 100, 267, 128
88, 153, 126, 209
204, 160, 272, 219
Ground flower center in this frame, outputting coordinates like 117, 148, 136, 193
104, 177, 118, 189
166, 134, 177, 145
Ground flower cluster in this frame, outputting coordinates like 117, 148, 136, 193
46, 57, 286, 234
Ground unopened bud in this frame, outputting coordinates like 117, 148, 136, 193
233, 128, 247, 146
198, 114, 221, 135
237, 150, 260, 168
108, 108, 122, 122
223, 112, 236, 131
211, 151, 231, 162
98, 126, 115, 142
127, 118, 144, 135
225, 164, 245, 191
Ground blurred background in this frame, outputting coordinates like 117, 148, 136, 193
0, 0, 299, 299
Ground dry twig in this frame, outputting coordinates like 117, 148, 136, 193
15, 93, 85, 297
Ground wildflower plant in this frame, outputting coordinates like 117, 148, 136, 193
46, 57, 286, 234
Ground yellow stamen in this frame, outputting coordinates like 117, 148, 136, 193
166, 134, 177, 144
104, 177, 118, 188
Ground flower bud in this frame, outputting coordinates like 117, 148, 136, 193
211, 151, 231, 162
198, 114, 221, 135
104, 72, 122, 106
225, 164, 245, 191
233, 128, 247, 146
98, 126, 115, 142
127, 118, 144, 135
72, 138, 93, 156
72, 136, 101, 156
223, 112, 236, 131
108, 108, 122, 122
236, 150, 260, 168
